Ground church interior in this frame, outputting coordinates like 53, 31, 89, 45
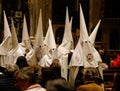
0, 0, 120, 91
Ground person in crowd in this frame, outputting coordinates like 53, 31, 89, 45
46, 78, 75, 91
41, 59, 61, 88
14, 65, 46, 91
76, 67, 103, 91
112, 72, 120, 91
0, 64, 20, 91
15, 56, 28, 69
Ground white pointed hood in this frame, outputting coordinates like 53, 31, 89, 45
79, 4, 89, 42
34, 9, 44, 49
11, 18, 18, 48
21, 15, 32, 50
0, 11, 12, 55
7, 18, 24, 65
89, 20, 101, 45
59, 7, 73, 50
80, 4, 99, 67
44, 19, 56, 51
69, 39, 83, 66
89, 20, 102, 63
33, 9, 46, 61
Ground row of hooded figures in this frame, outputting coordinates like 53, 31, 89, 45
0, 4, 106, 91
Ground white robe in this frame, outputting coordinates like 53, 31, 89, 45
38, 53, 53, 67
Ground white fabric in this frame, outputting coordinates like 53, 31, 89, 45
58, 7, 74, 51
89, 20, 101, 45
34, 9, 44, 49
5, 18, 24, 67
69, 66, 79, 86
57, 7, 73, 80
26, 88, 46, 91
44, 19, 56, 52
68, 4, 102, 86
34, 9, 46, 61
35, 46, 47, 62
0, 11, 12, 67
38, 53, 53, 67
60, 54, 68, 80
26, 49, 37, 65
11, 18, 18, 49
79, 4, 100, 67
7, 45, 24, 65
22, 15, 32, 50
25, 84, 46, 91
20, 15, 37, 64
69, 40, 83, 67
0, 11, 12, 55
0, 55, 7, 67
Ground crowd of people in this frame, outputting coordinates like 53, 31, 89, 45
0, 3, 120, 91
0, 55, 106, 91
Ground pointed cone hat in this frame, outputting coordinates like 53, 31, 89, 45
80, 4, 99, 67
3, 10, 11, 39
21, 15, 32, 49
34, 8, 44, 49
44, 19, 56, 50
89, 20, 101, 44
11, 18, 19, 48
60, 7, 73, 50
80, 4, 89, 42
0, 11, 12, 55
22, 15, 30, 42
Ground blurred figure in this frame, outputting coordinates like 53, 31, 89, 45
99, 48, 110, 67
14, 66, 46, 91
76, 67, 103, 91
41, 59, 61, 88
0, 64, 20, 91
112, 72, 120, 91
15, 56, 28, 69
46, 78, 75, 91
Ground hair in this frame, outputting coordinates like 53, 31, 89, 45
82, 67, 104, 84
14, 65, 42, 84
16, 56, 28, 69
46, 78, 75, 91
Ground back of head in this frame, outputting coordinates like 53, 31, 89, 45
46, 78, 75, 91
82, 67, 103, 84
14, 65, 42, 84
16, 56, 28, 69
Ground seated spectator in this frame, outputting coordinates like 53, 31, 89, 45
46, 78, 75, 91
76, 67, 103, 91
15, 56, 28, 69
0, 64, 20, 91
14, 66, 46, 91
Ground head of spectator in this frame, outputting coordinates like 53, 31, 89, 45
82, 67, 104, 85
46, 78, 75, 91
30, 64, 42, 83
50, 59, 61, 77
16, 56, 28, 69
14, 65, 45, 91
41, 59, 61, 87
